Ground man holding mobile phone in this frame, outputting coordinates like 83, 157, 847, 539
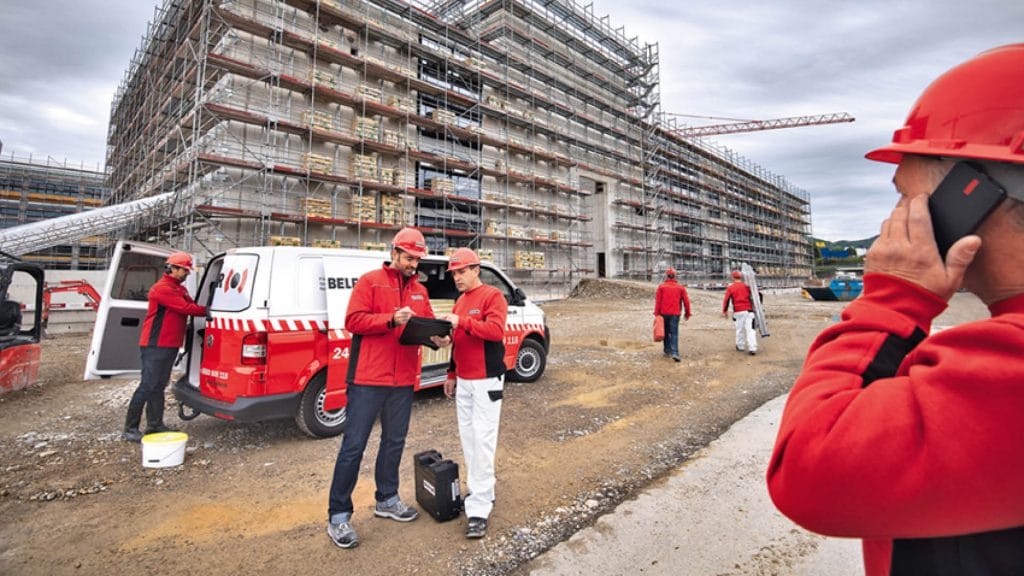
767, 44, 1024, 575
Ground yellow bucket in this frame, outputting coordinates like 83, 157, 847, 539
141, 432, 189, 468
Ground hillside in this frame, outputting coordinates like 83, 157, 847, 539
812, 235, 877, 250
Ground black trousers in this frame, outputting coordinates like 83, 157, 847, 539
125, 346, 178, 430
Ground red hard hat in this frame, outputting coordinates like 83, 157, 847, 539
166, 251, 195, 272
666, 268, 676, 277
392, 227, 428, 258
866, 44, 1024, 165
732, 270, 743, 279
447, 247, 480, 271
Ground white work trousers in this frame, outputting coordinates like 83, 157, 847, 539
455, 375, 504, 519
734, 310, 757, 353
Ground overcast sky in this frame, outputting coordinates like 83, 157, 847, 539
1, 1, 1022, 241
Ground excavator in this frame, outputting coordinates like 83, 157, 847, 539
0, 254, 44, 393
0, 255, 102, 392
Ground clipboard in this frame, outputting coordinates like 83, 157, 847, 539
399, 317, 453, 349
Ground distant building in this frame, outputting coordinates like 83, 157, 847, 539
0, 156, 110, 269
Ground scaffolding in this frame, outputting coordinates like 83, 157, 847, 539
106, 0, 812, 297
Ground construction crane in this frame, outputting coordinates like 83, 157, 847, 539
666, 112, 855, 138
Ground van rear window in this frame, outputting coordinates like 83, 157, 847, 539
210, 254, 258, 312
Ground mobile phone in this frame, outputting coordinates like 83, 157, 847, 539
928, 161, 1007, 258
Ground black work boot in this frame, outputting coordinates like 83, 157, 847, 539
124, 401, 145, 442
145, 390, 167, 432
146, 423, 179, 434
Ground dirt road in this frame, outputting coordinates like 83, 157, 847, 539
0, 281, 988, 575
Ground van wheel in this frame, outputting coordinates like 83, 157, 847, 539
296, 372, 347, 438
509, 338, 546, 383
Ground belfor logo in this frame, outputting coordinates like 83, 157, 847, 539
223, 268, 248, 293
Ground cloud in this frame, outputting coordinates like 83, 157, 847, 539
589, 0, 1024, 240
2, 0, 1023, 240
0, 0, 154, 166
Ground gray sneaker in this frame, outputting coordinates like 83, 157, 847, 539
466, 516, 487, 539
327, 520, 359, 549
374, 498, 419, 522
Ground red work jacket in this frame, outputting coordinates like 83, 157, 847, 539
450, 283, 507, 379
345, 264, 435, 387
139, 274, 206, 348
768, 274, 1024, 575
723, 281, 753, 313
654, 279, 691, 317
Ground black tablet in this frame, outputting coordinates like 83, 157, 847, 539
399, 317, 453, 349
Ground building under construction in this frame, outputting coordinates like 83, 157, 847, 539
107, 0, 813, 297
0, 156, 109, 269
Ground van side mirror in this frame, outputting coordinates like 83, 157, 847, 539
511, 287, 527, 306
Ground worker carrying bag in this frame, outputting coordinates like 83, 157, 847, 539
414, 449, 463, 522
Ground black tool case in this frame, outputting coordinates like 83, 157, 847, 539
413, 449, 462, 522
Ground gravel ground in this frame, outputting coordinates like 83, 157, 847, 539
0, 281, 989, 575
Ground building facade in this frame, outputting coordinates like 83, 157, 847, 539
0, 156, 109, 269
107, 0, 812, 297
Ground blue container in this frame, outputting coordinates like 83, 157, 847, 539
829, 277, 863, 300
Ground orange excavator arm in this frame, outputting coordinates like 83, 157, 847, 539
42, 280, 101, 325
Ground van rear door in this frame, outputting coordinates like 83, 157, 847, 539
84, 241, 195, 379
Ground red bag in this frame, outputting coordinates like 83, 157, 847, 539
653, 316, 665, 342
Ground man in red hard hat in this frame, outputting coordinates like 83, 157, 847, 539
653, 267, 691, 362
327, 227, 450, 549
768, 45, 1024, 575
122, 251, 206, 442
439, 247, 507, 539
722, 270, 757, 355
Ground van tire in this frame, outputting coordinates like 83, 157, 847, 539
508, 338, 546, 383
296, 372, 347, 438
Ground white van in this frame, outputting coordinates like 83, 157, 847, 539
86, 241, 549, 437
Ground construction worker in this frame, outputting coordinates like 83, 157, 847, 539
326, 228, 450, 549
653, 268, 691, 362
440, 247, 507, 539
122, 251, 206, 442
722, 270, 757, 355
767, 44, 1024, 575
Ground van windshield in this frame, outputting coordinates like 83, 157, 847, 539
210, 254, 258, 312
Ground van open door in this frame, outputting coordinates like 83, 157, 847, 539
84, 241, 196, 379
180, 253, 223, 391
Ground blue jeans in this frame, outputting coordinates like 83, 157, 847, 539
662, 314, 680, 357
328, 383, 414, 521
125, 346, 178, 430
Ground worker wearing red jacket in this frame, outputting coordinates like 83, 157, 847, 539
722, 270, 757, 355
327, 228, 450, 550
441, 247, 507, 539
122, 252, 206, 442
767, 44, 1024, 575
654, 268, 691, 362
